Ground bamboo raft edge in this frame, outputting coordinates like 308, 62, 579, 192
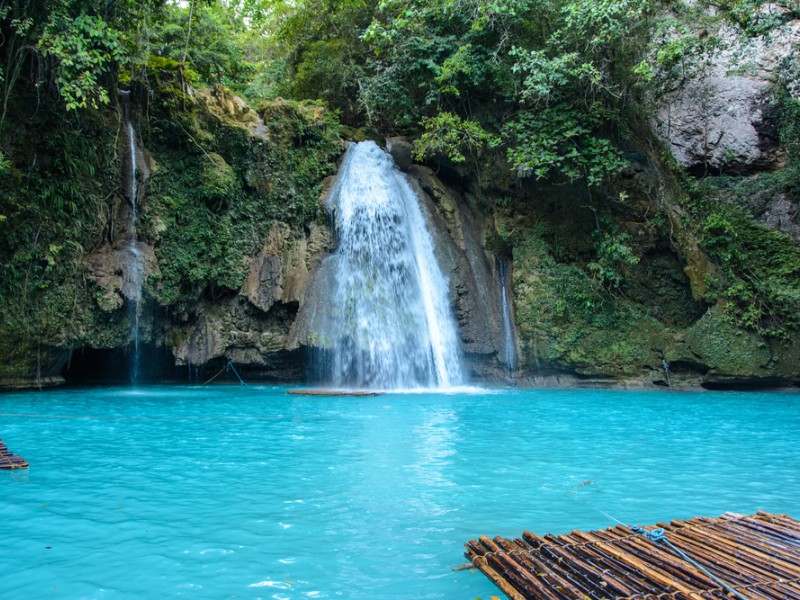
0, 438, 29, 470
287, 389, 383, 396
467, 511, 800, 600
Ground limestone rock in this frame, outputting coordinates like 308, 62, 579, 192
242, 222, 333, 314
386, 137, 414, 171
654, 76, 781, 174
87, 240, 156, 310
654, 18, 800, 174
173, 297, 296, 367
198, 85, 268, 140
733, 182, 800, 242
174, 221, 333, 372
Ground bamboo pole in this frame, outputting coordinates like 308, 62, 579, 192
472, 555, 527, 600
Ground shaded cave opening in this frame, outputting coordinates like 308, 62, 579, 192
63, 343, 188, 385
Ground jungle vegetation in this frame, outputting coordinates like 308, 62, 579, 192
0, 0, 799, 375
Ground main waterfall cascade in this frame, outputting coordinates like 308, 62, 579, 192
314, 141, 465, 390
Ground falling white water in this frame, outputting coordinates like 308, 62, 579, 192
497, 257, 517, 376
120, 90, 145, 384
127, 119, 138, 218
317, 141, 464, 390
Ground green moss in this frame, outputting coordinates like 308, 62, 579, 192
0, 69, 342, 377
510, 222, 665, 375
688, 177, 800, 339
200, 152, 240, 212
140, 89, 342, 313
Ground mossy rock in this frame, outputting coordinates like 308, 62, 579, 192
200, 152, 240, 212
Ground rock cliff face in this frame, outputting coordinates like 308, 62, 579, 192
172, 221, 332, 378
2, 24, 798, 389
653, 19, 800, 176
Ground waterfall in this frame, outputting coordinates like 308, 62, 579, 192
497, 257, 517, 377
119, 90, 145, 385
315, 141, 464, 390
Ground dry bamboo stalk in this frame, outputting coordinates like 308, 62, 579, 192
612, 533, 720, 590
742, 513, 800, 540
589, 538, 708, 600
537, 537, 637, 597
755, 511, 800, 529
730, 516, 800, 548
568, 542, 647, 596
494, 537, 584, 599
469, 513, 800, 600
478, 537, 553, 596
523, 531, 548, 549
487, 549, 565, 599
712, 520, 800, 561
737, 516, 800, 549
665, 529, 773, 585
568, 532, 666, 593
497, 537, 598, 600
472, 555, 527, 600
673, 525, 800, 580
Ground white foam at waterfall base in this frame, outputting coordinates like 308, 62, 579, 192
317, 141, 464, 390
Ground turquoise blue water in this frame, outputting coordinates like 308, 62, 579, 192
1, 386, 798, 599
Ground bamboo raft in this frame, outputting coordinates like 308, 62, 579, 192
287, 389, 382, 397
466, 511, 800, 600
0, 438, 29, 470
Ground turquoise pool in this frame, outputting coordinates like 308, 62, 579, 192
2, 386, 798, 598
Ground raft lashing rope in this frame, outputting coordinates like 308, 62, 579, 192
631, 524, 749, 600
0, 438, 29, 470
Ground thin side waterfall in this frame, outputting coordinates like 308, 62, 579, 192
497, 257, 517, 376
119, 90, 145, 385
316, 141, 464, 390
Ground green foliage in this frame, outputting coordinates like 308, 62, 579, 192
648, 15, 726, 94
711, 0, 800, 36
587, 218, 640, 289
200, 153, 240, 212
254, 0, 377, 122
0, 149, 9, 175
414, 112, 500, 164
357, 0, 657, 183
40, 14, 125, 111
149, 3, 254, 89
505, 106, 628, 185
142, 94, 341, 311
0, 93, 128, 366
777, 88, 800, 194
691, 180, 800, 339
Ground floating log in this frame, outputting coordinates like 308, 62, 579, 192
0, 438, 29, 470
286, 389, 382, 397
467, 511, 800, 600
